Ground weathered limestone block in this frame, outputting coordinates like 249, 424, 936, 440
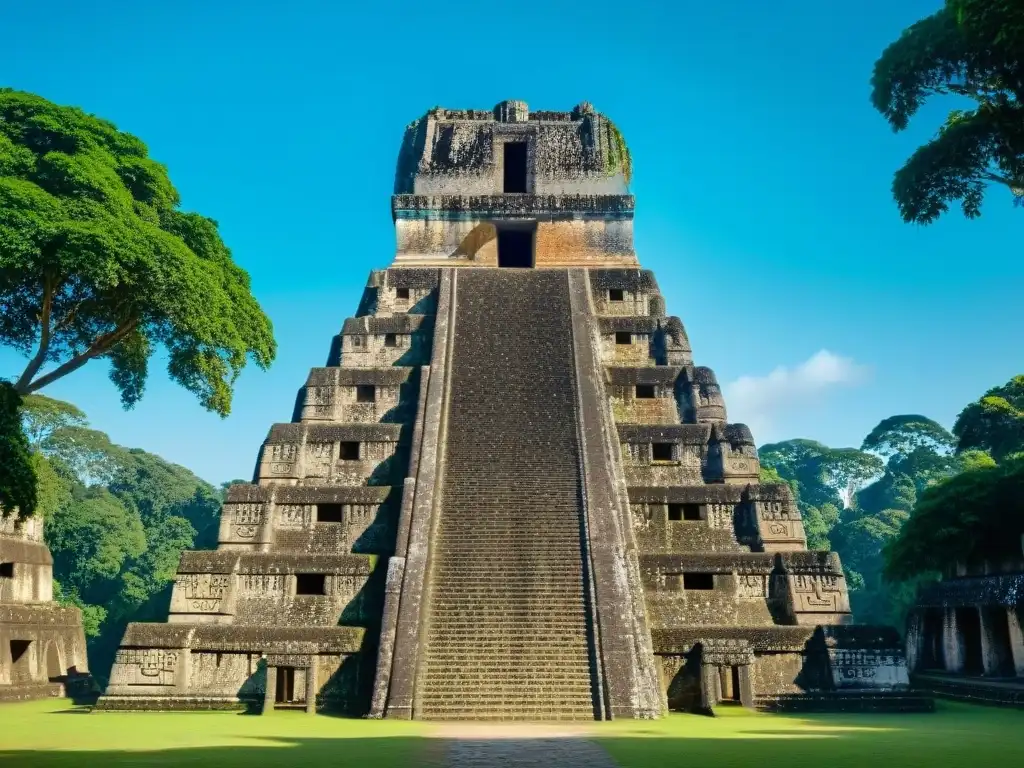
746, 484, 806, 552
705, 424, 760, 484
776, 552, 853, 625
299, 368, 418, 424
0, 518, 89, 700
339, 315, 434, 368
257, 423, 406, 487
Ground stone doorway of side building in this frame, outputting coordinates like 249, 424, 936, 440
718, 665, 744, 705
274, 666, 306, 710
9, 639, 34, 685
496, 223, 536, 268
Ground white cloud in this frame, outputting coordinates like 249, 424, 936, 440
724, 350, 871, 441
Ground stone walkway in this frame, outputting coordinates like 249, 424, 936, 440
429, 723, 620, 768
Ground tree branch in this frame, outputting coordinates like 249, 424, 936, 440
14, 272, 58, 393
24, 319, 140, 393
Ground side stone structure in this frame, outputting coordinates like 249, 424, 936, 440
906, 542, 1024, 707
0, 515, 90, 701
100, 101, 930, 717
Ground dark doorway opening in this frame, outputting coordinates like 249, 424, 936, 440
9, 640, 31, 682
683, 573, 715, 590
921, 608, 945, 669
503, 142, 528, 193
395, 287, 410, 300
615, 332, 632, 345
718, 665, 742, 704
635, 384, 656, 399
296, 573, 327, 595
356, 385, 376, 403
275, 667, 296, 703
339, 441, 360, 461
957, 607, 984, 674
0, 562, 13, 578
609, 288, 624, 302
981, 606, 1015, 675
652, 443, 674, 461
668, 503, 702, 522
316, 504, 343, 523
497, 229, 534, 268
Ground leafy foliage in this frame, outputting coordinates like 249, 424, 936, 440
885, 456, 1024, 579
19, 394, 222, 683
0, 381, 37, 518
871, 1, 1024, 222
953, 374, 1024, 462
0, 88, 275, 414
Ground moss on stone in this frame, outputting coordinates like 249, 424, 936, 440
602, 117, 633, 185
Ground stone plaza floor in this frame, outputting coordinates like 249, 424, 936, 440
0, 698, 1022, 767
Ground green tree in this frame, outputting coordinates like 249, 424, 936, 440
953, 374, 1024, 462
0, 381, 36, 518
832, 509, 909, 624
885, 455, 1024, 579
871, 1, 1024, 223
19, 392, 87, 449
0, 88, 275, 414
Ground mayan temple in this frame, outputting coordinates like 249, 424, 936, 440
1, 515, 90, 701
99, 100, 930, 718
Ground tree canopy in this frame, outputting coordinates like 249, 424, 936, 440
871, 0, 1024, 223
885, 455, 1024, 579
0, 381, 36, 518
0, 88, 275, 414
953, 374, 1024, 462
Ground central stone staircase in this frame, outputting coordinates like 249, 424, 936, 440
417, 269, 600, 720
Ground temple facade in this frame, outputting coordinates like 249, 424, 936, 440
99, 101, 929, 718
906, 541, 1024, 707
0, 515, 90, 702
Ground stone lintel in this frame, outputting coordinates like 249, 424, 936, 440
392, 194, 634, 221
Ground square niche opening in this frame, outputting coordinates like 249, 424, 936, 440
669, 503, 703, 521
652, 442, 674, 461
384, 333, 398, 348
635, 384, 656, 399
0, 562, 13, 579
356, 385, 376, 403
683, 573, 715, 590
615, 332, 632, 345
339, 441, 360, 461
296, 573, 327, 596
395, 287, 410, 300
608, 288, 625, 302
316, 503, 343, 523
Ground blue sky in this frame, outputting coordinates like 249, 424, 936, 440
2, 1, 1021, 484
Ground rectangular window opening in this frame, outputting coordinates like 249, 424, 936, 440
608, 288, 624, 302
503, 141, 528, 193
395, 287, 410, 300
615, 331, 632, 345
497, 228, 534, 268
352, 336, 362, 347
384, 333, 398, 347
339, 441, 360, 461
652, 442, 674, 461
683, 572, 715, 590
0, 562, 13, 579
295, 573, 326, 596
668, 504, 702, 521
316, 503, 343, 523
356, 384, 376, 403
275, 666, 296, 703
635, 384, 656, 399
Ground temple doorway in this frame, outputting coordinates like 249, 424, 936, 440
957, 607, 984, 675
921, 608, 945, 669
981, 607, 1015, 676
275, 666, 296, 704
9, 640, 32, 684
497, 227, 534, 268
718, 666, 742, 704
503, 142, 527, 193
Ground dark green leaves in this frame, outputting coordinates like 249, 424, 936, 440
953, 374, 1024, 462
871, 1, 1024, 222
0, 88, 275, 414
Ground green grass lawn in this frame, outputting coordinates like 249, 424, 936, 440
0, 698, 1022, 767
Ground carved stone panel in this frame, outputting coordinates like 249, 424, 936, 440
110, 649, 179, 686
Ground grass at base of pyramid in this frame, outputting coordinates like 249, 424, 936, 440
1, 699, 1022, 767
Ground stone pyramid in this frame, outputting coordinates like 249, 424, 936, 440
100, 101, 929, 718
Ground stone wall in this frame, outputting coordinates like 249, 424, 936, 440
0, 518, 89, 701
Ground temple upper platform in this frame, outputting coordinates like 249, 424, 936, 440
391, 100, 637, 267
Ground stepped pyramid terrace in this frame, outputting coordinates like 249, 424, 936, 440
1, 515, 90, 701
99, 100, 931, 719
